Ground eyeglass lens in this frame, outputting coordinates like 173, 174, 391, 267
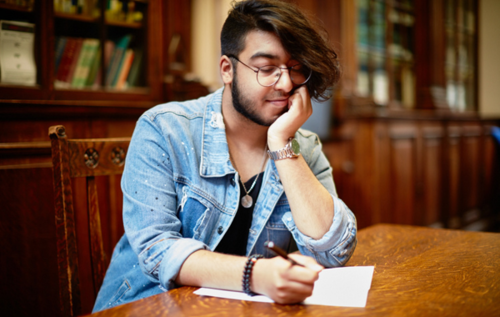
257, 65, 311, 87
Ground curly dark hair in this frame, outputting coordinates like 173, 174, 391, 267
221, 0, 340, 101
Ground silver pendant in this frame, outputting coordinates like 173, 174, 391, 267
241, 195, 253, 208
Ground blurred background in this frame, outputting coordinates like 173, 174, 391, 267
0, 0, 499, 316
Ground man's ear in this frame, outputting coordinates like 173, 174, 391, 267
220, 55, 234, 85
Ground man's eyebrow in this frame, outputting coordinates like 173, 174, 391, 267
249, 52, 279, 60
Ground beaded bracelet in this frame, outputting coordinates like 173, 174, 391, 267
242, 254, 264, 296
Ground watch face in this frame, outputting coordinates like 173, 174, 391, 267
291, 138, 300, 155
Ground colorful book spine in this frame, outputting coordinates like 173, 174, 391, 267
115, 48, 134, 90
55, 37, 79, 85
54, 36, 67, 74
62, 37, 84, 85
70, 39, 90, 87
92, 40, 115, 88
72, 38, 99, 88
105, 34, 132, 87
85, 46, 101, 88
126, 47, 143, 87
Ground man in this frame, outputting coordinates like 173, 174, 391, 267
93, 0, 356, 312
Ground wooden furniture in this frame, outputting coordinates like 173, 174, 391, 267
286, 0, 499, 231
1, 0, 160, 102
0, 1, 497, 316
0, 0, 207, 103
0, 2, 209, 317
322, 114, 499, 231
49, 125, 131, 316
84, 224, 500, 317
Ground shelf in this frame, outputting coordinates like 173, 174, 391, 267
51, 87, 153, 102
0, 99, 154, 121
0, 0, 183, 104
106, 19, 142, 29
0, 2, 33, 12
54, 12, 99, 23
0, 98, 154, 108
0, 83, 40, 89
54, 86, 149, 95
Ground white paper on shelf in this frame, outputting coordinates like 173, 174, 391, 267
0, 20, 36, 85
194, 266, 375, 308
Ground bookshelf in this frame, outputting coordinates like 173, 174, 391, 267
356, 0, 417, 108
444, 0, 477, 111
0, 0, 168, 104
284, 0, 498, 234
0, 3, 203, 315
353, 0, 478, 111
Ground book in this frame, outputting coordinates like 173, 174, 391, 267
70, 38, 90, 87
85, 45, 100, 87
91, 40, 114, 88
85, 40, 100, 86
83, 0, 98, 16
55, 37, 76, 84
54, 36, 67, 74
126, 47, 143, 87
105, 34, 132, 87
72, 38, 99, 88
0, 20, 36, 85
115, 48, 134, 90
55, 37, 82, 87
64, 37, 84, 85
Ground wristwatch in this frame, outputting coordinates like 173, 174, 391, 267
267, 138, 301, 160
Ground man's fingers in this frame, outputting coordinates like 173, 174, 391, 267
272, 280, 315, 304
283, 264, 321, 284
288, 254, 324, 272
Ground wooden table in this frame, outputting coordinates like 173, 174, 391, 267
87, 224, 500, 317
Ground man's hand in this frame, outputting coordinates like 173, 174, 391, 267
267, 85, 312, 150
251, 254, 323, 304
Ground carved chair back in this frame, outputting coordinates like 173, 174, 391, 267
49, 125, 130, 317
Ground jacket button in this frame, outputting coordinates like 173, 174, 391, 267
230, 177, 236, 186
217, 226, 224, 234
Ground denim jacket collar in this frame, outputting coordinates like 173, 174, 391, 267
199, 88, 235, 178
198, 87, 281, 183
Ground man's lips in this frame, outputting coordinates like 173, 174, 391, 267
267, 98, 289, 107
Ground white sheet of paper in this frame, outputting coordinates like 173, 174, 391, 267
194, 266, 374, 307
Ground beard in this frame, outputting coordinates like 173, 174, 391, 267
231, 73, 287, 127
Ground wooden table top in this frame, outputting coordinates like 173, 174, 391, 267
87, 224, 500, 317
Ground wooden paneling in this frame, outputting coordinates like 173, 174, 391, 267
325, 116, 499, 231
420, 124, 444, 226
0, 117, 136, 317
388, 126, 417, 225
460, 124, 482, 224
482, 129, 497, 220
446, 125, 462, 228
0, 167, 60, 317
322, 121, 359, 224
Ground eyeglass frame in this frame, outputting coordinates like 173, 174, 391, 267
226, 54, 312, 88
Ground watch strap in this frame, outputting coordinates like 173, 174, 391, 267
267, 138, 300, 161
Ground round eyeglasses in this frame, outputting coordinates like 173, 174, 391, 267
227, 55, 312, 87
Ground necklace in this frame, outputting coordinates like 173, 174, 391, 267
231, 145, 268, 208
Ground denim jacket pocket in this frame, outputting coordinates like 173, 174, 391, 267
107, 279, 131, 308
176, 184, 221, 242
261, 197, 292, 257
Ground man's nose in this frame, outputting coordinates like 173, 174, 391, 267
274, 69, 293, 92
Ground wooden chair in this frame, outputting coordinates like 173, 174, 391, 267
49, 125, 131, 317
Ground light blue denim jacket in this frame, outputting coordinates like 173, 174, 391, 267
93, 88, 357, 312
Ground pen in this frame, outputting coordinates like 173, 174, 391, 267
264, 241, 304, 267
